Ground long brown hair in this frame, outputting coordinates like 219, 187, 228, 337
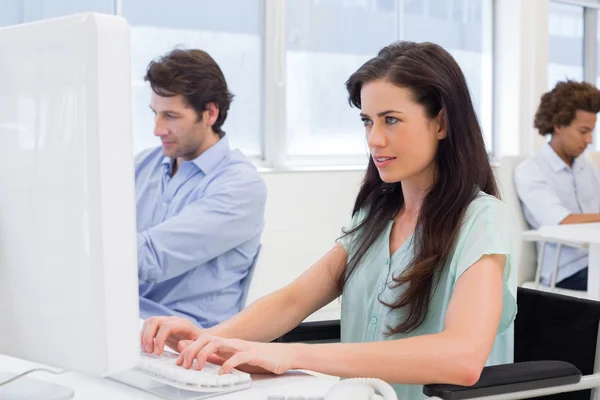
340, 41, 497, 334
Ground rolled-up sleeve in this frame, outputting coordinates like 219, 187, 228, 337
137, 168, 266, 283
514, 163, 571, 227
336, 210, 365, 255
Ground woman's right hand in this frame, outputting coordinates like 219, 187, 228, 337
140, 316, 203, 356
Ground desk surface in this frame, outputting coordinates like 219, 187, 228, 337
521, 222, 600, 301
522, 223, 600, 245
1, 354, 339, 400
2, 311, 343, 399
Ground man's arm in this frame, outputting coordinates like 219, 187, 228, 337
137, 169, 266, 283
560, 213, 600, 224
559, 159, 600, 224
516, 164, 600, 225
514, 164, 571, 227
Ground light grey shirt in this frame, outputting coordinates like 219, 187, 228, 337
515, 143, 600, 284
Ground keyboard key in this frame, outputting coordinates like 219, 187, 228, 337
136, 351, 251, 393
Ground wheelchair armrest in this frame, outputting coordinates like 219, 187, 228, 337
273, 319, 341, 344
423, 361, 581, 400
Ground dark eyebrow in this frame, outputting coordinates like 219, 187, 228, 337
149, 106, 182, 116
359, 110, 403, 118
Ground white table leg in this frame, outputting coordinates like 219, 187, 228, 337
588, 243, 600, 301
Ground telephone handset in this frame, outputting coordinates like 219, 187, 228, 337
323, 378, 397, 400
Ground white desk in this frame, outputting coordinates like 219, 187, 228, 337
521, 222, 600, 300
0, 354, 339, 400
2, 315, 342, 400
1, 307, 344, 399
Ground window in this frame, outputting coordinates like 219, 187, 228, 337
597, 8, 600, 150
3, 0, 497, 165
0, 0, 114, 27
285, 0, 397, 161
0, 0, 22, 27
20, 0, 114, 22
403, 0, 493, 151
285, 0, 494, 162
548, 2, 584, 89
124, 0, 263, 157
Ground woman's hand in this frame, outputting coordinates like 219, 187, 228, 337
175, 334, 299, 375
140, 316, 203, 355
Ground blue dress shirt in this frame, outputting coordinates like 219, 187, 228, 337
135, 136, 266, 327
515, 143, 600, 284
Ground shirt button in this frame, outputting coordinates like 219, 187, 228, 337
385, 259, 389, 266
377, 286, 384, 294
161, 202, 168, 208
371, 316, 378, 324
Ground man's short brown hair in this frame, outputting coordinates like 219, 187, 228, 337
534, 80, 600, 136
144, 49, 234, 137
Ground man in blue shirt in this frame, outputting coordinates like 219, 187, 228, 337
515, 80, 600, 291
135, 49, 266, 327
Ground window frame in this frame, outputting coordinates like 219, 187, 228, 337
263, 0, 496, 168
552, 0, 600, 149
10, 0, 498, 167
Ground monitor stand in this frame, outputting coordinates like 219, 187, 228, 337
0, 373, 74, 400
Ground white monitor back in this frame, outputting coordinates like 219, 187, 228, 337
0, 13, 139, 376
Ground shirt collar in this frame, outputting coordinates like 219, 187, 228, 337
541, 143, 584, 172
160, 135, 230, 175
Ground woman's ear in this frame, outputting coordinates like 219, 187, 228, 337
436, 109, 448, 140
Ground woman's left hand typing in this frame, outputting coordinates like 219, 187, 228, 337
175, 334, 298, 375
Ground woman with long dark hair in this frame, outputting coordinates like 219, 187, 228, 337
141, 41, 517, 399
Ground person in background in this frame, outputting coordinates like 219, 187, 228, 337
135, 49, 266, 326
515, 80, 600, 291
141, 41, 517, 400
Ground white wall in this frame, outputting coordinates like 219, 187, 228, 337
247, 169, 364, 303
250, 164, 525, 305
494, 0, 549, 157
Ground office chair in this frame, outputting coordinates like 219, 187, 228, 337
423, 287, 600, 399
278, 288, 600, 399
497, 156, 588, 299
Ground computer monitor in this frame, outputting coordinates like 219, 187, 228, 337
0, 13, 139, 398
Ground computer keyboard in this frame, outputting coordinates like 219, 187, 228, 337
135, 351, 252, 393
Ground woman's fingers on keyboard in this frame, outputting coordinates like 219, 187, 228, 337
206, 353, 226, 366
195, 337, 227, 370
154, 322, 180, 356
178, 335, 213, 369
220, 352, 253, 374
142, 316, 201, 356
141, 317, 166, 354
177, 339, 193, 353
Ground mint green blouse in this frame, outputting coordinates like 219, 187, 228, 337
339, 192, 517, 400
